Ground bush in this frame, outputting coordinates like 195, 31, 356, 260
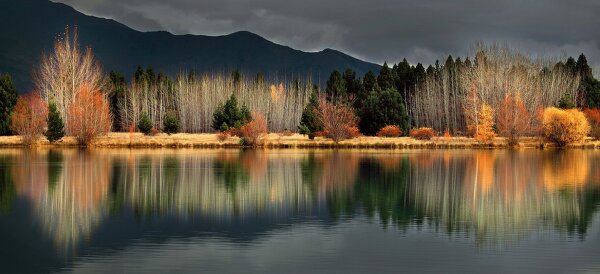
138, 112, 153, 135
67, 85, 112, 145
344, 126, 361, 138
543, 107, 590, 146
239, 112, 268, 146
410, 127, 436, 140
212, 94, 251, 131
298, 89, 323, 139
584, 108, 600, 139
317, 98, 359, 143
163, 112, 180, 134
216, 131, 229, 142
376, 125, 402, 137
10, 93, 47, 145
45, 102, 65, 142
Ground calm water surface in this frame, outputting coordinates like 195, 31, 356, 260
0, 149, 599, 273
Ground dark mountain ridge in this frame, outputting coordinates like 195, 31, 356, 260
0, 0, 381, 91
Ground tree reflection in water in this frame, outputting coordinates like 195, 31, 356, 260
1, 148, 599, 253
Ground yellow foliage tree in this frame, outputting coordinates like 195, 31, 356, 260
542, 107, 590, 146
475, 104, 496, 142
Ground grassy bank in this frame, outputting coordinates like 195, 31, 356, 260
1, 133, 600, 149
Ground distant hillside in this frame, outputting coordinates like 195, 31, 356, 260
0, 0, 381, 92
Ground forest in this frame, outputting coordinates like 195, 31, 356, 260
1, 27, 600, 147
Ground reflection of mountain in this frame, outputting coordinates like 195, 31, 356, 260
1, 149, 600, 272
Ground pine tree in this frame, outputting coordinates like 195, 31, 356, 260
45, 102, 65, 142
377, 62, 395, 90
298, 88, 323, 139
163, 112, 180, 135
0, 74, 18, 136
138, 112, 153, 135
212, 94, 251, 131
325, 70, 346, 101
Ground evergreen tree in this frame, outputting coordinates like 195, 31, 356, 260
377, 62, 395, 90
576, 54, 593, 79
138, 112, 153, 135
0, 74, 18, 136
163, 112, 180, 135
362, 71, 380, 93
583, 77, 600, 108
45, 102, 65, 142
565, 57, 577, 74
212, 94, 251, 131
557, 93, 576, 109
343, 69, 362, 98
108, 70, 126, 131
298, 87, 323, 139
325, 70, 346, 101
358, 89, 409, 135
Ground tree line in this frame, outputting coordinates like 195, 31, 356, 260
1, 26, 600, 146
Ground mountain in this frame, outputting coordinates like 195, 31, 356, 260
0, 0, 381, 92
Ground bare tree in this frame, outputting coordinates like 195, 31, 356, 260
34, 26, 105, 128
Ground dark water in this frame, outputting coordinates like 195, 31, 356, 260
0, 149, 599, 273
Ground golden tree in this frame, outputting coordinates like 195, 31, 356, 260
475, 104, 496, 142
497, 93, 530, 145
317, 97, 359, 143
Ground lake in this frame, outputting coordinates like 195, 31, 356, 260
0, 148, 599, 273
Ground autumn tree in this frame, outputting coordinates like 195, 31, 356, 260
239, 112, 268, 146
475, 104, 496, 142
543, 107, 590, 146
10, 93, 48, 145
497, 93, 530, 145
67, 85, 112, 145
0, 74, 18, 135
317, 97, 359, 143
35, 26, 104, 128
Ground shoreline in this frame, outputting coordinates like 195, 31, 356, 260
1, 133, 599, 149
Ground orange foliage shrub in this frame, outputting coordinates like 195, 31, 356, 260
442, 129, 452, 139
216, 131, 229, 141
542, 107, 590, 146
584, 108, 600, 139
317, 98, 359, 143
376, 125, 402, 137
344, 126, 361, 138
497, 94, 530, 146
475, 104, 496, 142
410, 127, 436, 140
10, 93, 48, 145
239, 112, 268, 146
67, 85, 112, 145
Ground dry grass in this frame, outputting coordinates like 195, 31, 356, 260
2, 133, 600, 149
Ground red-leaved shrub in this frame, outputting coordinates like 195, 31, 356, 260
67, 85, 112, 145
239, 112, 268, 146
344, 126, 361, 138
376, 125, 402, 137
584, 108, 600, 139
317, 98, 359, 143
410, 127, 436, 140
10, 93, 48, 145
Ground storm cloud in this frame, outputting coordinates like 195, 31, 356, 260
53, 0, 600, 72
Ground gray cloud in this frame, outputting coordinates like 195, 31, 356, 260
53, 0, 600, 73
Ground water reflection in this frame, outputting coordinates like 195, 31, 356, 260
1, 148, 599, 254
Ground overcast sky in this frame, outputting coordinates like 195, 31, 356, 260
54, 0, 600, 71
